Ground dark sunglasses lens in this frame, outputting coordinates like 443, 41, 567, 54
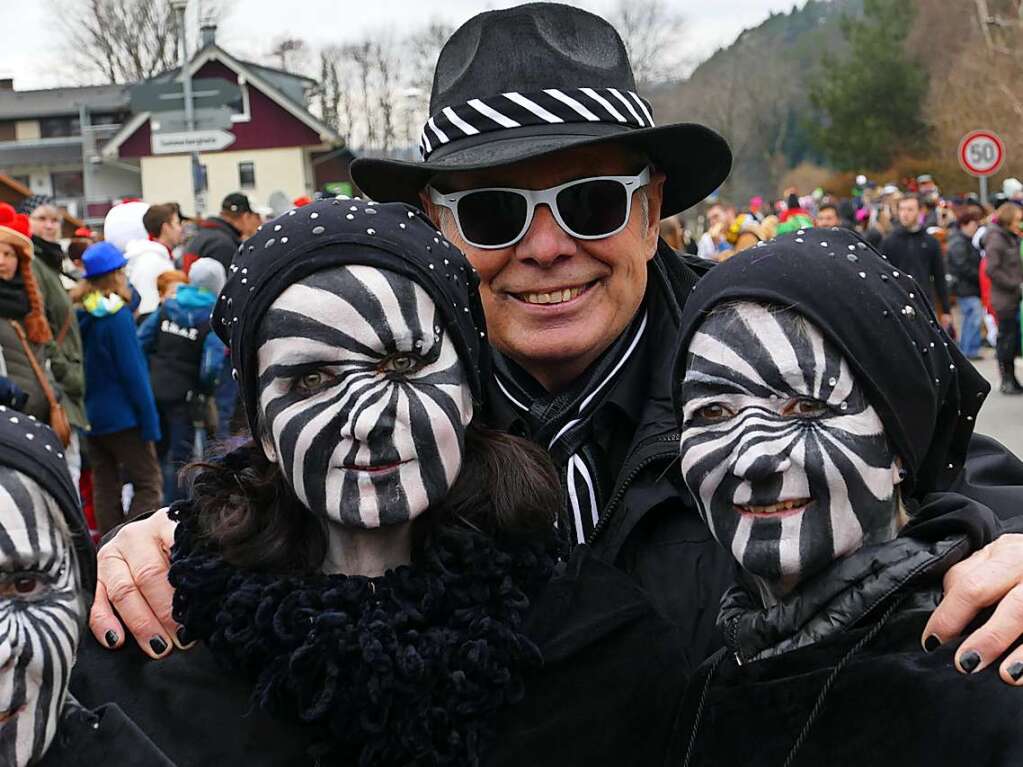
456, 191, 528, 247
556, 179, 629, 237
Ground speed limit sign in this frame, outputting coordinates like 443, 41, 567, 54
959, 130, 1005, 177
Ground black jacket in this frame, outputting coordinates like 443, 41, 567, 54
880, 225, 950, 313
37, 697, 174, 766
185, 217, 242, 272
666, 495, 1023, 767
946, 229, 982, 298
984, 224, 1023, 315
70, 548, 687, 767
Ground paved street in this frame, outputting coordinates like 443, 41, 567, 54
971, 352, 1023, 458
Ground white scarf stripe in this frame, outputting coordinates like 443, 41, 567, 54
579, 87, 626, 122
544, 89, 601, 121
467, 98, 521, 128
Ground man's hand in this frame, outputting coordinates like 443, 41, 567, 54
89, 508, 184, 659
923, 534, 1023, 685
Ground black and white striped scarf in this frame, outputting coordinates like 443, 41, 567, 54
491, 305, 649, 545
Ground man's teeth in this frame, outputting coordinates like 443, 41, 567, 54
521, 286, 584, 305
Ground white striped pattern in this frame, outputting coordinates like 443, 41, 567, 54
418, 87, 655, 160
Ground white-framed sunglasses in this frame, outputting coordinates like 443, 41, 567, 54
428, 167, 651, 250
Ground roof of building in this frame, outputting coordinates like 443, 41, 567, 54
0, 84, 131, 121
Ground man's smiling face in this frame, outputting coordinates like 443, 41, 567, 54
423, 144, 664, 392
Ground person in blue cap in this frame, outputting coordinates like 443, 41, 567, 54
74, 242, 162, 535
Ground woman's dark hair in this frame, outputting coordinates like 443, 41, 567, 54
184, 424, 562, 574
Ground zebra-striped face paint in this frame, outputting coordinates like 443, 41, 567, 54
257, 265, 474, 529
679, 303, 902, 594
0, 467, 84, 767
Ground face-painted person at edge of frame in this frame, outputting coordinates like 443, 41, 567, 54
0, 410, 174, 767
664, 230, 1023, 767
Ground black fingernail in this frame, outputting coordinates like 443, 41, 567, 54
924, 634, 942, 652
1009, 662, 1023, 682
960, 650, 982, 673
176, 626, 187, 644
104, 630, 118, 648
149, 636, 168, 655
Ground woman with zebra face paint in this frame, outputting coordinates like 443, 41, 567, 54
68, 199, 689, 767
0, 411, 172, 766
668, 232, 1023, 767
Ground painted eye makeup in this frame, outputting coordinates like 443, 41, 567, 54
0, 570, 54, 600
378, 352, 425, 376
294, 369, 338, 394
690, 403, 735, 424
783, 397, 829, 419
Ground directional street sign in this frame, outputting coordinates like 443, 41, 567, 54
131, 78, 242, 114
958, 130, 1005, 178
151, 129, 236, 155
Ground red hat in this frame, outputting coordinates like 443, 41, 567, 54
0, 203, 33, 258
293, 195, 312, 207
74, 226, 95, 238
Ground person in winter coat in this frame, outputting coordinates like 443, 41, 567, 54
947, 209, 985, 360
71, 200, 687, 767
138, 258, 227, 502
668, 234, 1023, 767
0, 204, 58, 425
74, 242, 162, 535
881, 194, 952, 327
0, 413, 174, 767
125, 203, 184, 322
182, 193, 260, 273
983, 203, 1023, 395
20, 196, 89, 486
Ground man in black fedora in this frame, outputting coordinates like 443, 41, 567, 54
91, 3, 1023, 685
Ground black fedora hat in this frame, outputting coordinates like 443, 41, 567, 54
351, 3, 732, 218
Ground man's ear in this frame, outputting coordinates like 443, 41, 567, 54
260, 430, 278, 463
644, 169, 667, 261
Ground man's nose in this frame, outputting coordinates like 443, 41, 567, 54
513, 204, 577, 267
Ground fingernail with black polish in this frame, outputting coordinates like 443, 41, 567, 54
104, 630, 118, 648
176, 626, 187, 645
924, 634, 942, 652
149, 636, 168, 655
1009, 662, 1023, 682
960, 650, 982, 673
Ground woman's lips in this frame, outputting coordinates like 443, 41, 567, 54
735, 498, 813, 519
342, 460, 410, 475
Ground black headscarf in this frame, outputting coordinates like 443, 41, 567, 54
0, 407, 95, 595
671, 228, 990, 499
213, 198, 490, 442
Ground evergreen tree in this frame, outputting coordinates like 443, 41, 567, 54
808, 0, 929, 170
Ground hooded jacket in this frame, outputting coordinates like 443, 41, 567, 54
124, 239, 174, 317
77, 294, 160, 442
665, 495, 1023, 767
138, 285, 226, 403
946, 228, 982, 298
983, 223, 1023, 315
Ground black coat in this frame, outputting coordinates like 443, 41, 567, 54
880, 226, 950, 313
984, 224, 1023, 315
37, 698, 174, 767
70, 548, 688, 767
184, 217, 242, 272
666, 497, 1023, 767
947, 229, 982, 298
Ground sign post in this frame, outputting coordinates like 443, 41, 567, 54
958, 130, 1005, 204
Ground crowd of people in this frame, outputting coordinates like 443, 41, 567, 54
3, 3, 1023, 766
662, 178, 1023, 394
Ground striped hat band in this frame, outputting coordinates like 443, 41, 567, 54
419, 87, 656, 161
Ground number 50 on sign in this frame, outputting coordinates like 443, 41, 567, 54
959, 130, 1005, 177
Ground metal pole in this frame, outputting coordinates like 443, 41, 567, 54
175, 2, 201, 216
78, 103, 95, 225
980, 175, 989, 205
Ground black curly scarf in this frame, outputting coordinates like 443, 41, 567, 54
168, 499, 557, 766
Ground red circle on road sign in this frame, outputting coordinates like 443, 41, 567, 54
959, 130, 1005, 177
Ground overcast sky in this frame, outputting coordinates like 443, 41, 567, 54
4, 0, 806, 90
